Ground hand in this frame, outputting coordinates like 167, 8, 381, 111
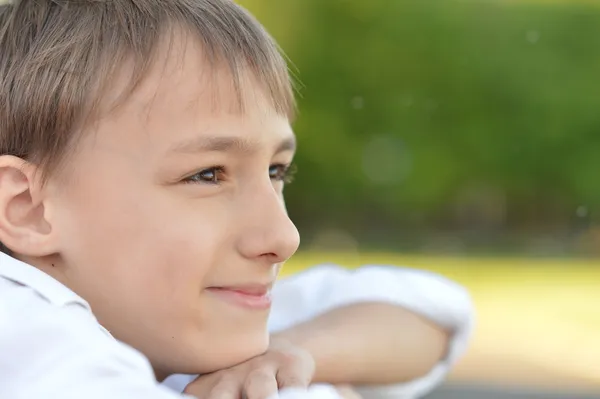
184, 339, 315, 399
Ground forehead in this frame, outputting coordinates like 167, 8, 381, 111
89, 33, 294, 155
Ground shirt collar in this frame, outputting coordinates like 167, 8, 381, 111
0, 251, 91, 310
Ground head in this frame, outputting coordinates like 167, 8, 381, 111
0, 0, 300, 378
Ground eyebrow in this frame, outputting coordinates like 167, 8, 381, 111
168, 135, 296, 155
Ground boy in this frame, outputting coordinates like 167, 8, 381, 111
0, 1, 473, 398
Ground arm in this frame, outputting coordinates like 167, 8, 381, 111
268, 265, 474, 398
272, 302, 448, 385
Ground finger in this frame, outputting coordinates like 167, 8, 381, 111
185, 375, 240, 399
275, 360, 313, 389
207, 381, 243, 399
243, 368, 279, 399
183, 375, 216, 398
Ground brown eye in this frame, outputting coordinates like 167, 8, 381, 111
183, 167, 225, 184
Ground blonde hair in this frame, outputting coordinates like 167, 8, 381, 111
0, 0, 295, 179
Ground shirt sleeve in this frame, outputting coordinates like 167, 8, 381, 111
0, 279, 194, 399
267, 264, 475, 399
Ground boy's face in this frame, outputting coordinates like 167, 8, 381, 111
42, 37, 300, 377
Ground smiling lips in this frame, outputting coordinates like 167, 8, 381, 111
206, 284, 273, 310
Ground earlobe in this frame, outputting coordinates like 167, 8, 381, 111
0, 156, 57, 257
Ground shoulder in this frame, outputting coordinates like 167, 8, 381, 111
0, 274, 95, 329
0, 276, 158, 397
0, 275, 112, 361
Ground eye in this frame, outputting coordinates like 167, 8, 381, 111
270, 163, 297, 184
183, 167, 225, 184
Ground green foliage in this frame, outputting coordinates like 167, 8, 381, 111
240, 0, 600, 247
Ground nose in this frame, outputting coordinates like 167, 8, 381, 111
236, 186, 300, 264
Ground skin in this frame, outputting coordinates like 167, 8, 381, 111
272, 303, 450, 385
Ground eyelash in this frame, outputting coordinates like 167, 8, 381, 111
182, 163, 297, 185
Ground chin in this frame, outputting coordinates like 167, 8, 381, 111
160, 329, 270, 375
202, 331, 270, 373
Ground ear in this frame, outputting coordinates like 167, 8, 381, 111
0, 155, 58, 257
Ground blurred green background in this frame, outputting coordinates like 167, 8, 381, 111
240, 0, 600, 256
238, 0, 600, 396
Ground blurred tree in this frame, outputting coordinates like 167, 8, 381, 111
239, 0, 600, 252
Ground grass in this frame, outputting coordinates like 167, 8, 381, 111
284, 252, 600, 390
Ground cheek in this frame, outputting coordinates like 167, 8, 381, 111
88, 199, 219, 296
54, 175, 221, 308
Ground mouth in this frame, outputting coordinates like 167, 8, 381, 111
205, 284, 273, 310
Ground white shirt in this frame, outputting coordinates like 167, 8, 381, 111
0, 253, 473, 399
